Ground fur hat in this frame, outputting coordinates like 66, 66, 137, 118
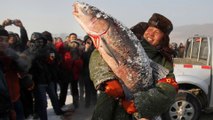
83, 35, 91, 41
148, 13, 173, 35
130, 22, 148, 40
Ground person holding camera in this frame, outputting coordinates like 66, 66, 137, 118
2, 19, 29, 52
0, 25, 33, 120
1, 19, 35, 119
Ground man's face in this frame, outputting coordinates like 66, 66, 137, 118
143, 26, 164, 46
85, 38, 93, 52
69, 34, 77, 41
8, 36, 16, 45
28, 39, 45, 53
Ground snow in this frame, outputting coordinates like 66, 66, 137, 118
26, 91, 95, 120
47, 95, 95, 120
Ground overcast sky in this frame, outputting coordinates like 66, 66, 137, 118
0, 0, 212, 38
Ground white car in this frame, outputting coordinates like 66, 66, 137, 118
162, 35, 213, 120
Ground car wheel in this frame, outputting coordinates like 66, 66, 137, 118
162, 91, 201, 120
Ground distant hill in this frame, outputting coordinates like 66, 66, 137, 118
170, 23, 213, 44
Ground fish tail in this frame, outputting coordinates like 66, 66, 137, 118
150, 60, 169, 80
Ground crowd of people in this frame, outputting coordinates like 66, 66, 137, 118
0, 19, 97, 120
169, 42, 186, 58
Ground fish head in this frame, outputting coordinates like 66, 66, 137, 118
72, 1, 110, 36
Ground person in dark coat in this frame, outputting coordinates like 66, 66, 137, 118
2, 19, 29, 52
0, 25, 33, 120
81, 35, 97, 108
177, 42, 185, 58
26, 32, 65, 120
0, 26, 12, 120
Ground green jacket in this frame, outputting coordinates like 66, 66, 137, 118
89, 39, 177, 119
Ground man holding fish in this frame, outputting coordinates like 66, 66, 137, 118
73, 2, 178, 120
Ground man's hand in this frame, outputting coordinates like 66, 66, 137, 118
13, 19, 23, 28
104, 79, 124, 98
122, 99, 137, 114
2, 19, 12, 27
158, 77, 179, 92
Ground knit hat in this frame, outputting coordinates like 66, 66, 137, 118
30, 32, 47, 45
148, 13, 173, 35
83, 35, 90, 42
42, 31, 53, 42
0, 27, 9, 37
70, 40, 80, 46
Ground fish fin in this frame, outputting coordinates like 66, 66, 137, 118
150, 60, 169, 80
118, 79, 133, 100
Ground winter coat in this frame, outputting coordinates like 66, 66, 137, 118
0, 62, 12, 116
46, 43, 61, 83
9, 27, 29, 52
81, 48, 94, 77
29, 46, 53, 85
89, 39, 177, 120
0, 52, 21, 103
0, 46, 33, 103
59, 41, 83, 81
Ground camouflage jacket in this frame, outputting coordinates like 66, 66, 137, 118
89, 40, 177, 119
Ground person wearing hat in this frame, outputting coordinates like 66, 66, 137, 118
89, 13, 178, 120
80, 35, 97, 108
24, 32, 68, 119
42, 31, 59, 92
59, 32, 83, 109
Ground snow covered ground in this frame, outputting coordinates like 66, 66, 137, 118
25, 89, 95, 120
26, 92, 213, 120
46, 95, 95, 120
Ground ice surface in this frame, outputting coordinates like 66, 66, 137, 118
26, 91, 95, 120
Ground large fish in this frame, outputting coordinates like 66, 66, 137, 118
73, 1, 169, 96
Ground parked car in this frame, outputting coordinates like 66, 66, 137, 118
162, 35, 213, 120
